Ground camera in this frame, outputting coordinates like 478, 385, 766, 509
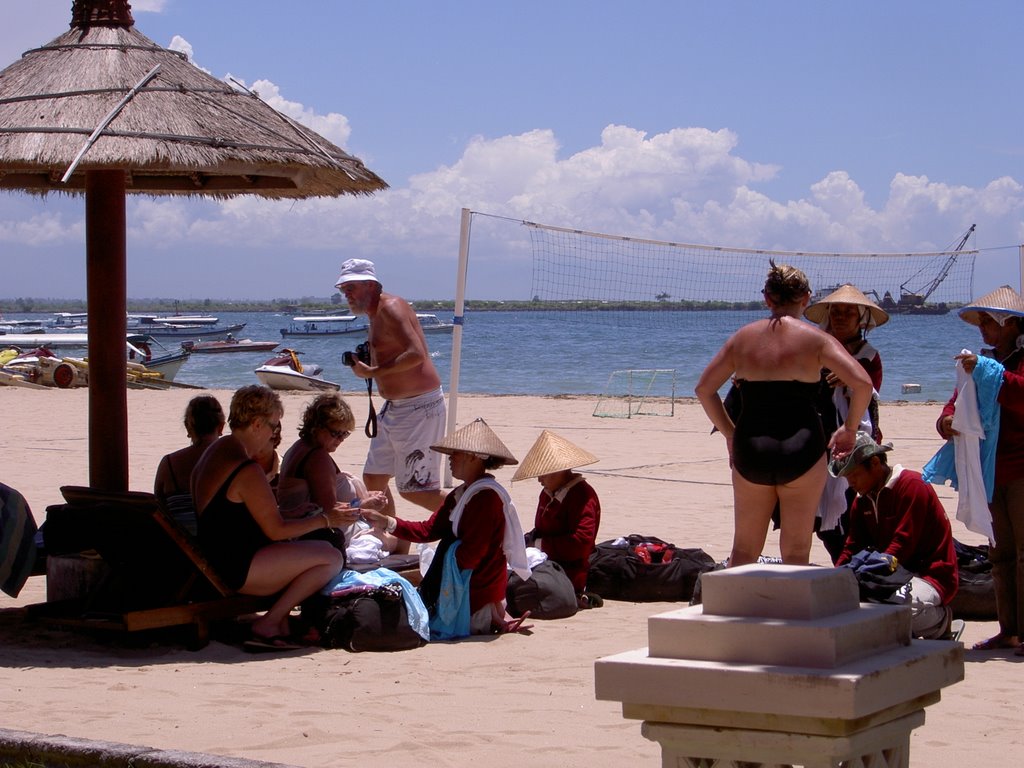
342, 341, 371, 367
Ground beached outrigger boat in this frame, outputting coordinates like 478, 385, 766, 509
255, 349, 340, 391
279, 315, 368, 338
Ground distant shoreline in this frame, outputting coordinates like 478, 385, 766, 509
1, 298, 962, 313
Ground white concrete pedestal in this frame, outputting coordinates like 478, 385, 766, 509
595, 565, 963, 768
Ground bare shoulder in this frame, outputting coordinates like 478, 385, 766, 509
378, 292, 416, 320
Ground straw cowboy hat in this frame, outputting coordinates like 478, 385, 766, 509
512, 430, 598, 482
958, 285, 1024, 327
431, 418, 518, 466
804, 284, 889, 330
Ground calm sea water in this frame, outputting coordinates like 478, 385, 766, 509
8, 309, 985, 403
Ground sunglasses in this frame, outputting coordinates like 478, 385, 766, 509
266, 419, 282, 434
326, 427, 351, 441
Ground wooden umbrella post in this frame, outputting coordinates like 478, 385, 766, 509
86, 169, 128, 491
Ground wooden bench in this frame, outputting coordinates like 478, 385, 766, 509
28, 486, 272, 649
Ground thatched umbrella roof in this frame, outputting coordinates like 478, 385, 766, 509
0, 1, 386, 197
0, 0, 387, 491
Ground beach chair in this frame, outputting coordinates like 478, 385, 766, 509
28, 486, 272, 649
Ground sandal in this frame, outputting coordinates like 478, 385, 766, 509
496, 611, 534, 634
243, 633, 308, 653
970, 633, 1019, 651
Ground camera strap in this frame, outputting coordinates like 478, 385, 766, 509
364, 377, 378, 438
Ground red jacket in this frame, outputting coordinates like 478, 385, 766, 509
395, 483, 507, 613
939, 348, 1024, 486
836, 467, 958, 604
532, 477, 601, 593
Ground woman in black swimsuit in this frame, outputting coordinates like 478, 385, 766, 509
696, 262, 873, 567
192, 385, 350, 649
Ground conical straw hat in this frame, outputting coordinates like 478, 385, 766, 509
804, 284, 889, 329
511, 430, 598, 482
430, 418, 518, 466
958, 285, 1024, 327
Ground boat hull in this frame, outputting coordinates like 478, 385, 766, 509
255, 365, 340, 392
186, 339, 279, 353
138, 323, 247, 339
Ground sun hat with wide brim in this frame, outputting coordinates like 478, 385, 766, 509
511, 430, 599, 482
804, 284, 889, 329
828, 431, 894, 478
335, 258, 381, 288
431, 418, 518, 466
958, 285, 1024, 327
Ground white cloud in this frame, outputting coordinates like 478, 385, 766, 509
227, 77, 352, 149
130, 0, 168, 12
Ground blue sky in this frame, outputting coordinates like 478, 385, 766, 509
1, 0, 1022, 300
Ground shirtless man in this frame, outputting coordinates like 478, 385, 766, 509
335, 259, 447, 545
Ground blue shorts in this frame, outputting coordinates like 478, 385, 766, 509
364, 387, 446, 493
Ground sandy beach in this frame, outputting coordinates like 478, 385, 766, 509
0, 388, 1019, 768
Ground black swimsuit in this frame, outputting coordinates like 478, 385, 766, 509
731, 380, 826, 486
197, 460, 270, 591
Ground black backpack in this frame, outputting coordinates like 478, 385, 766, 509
506, 560, 579, 620
587, 535, 716, 602
301, 585, 426, 652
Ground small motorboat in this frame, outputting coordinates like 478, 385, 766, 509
255, 349, 340, 392
416, 313, 454, 334
183, 337, 279, 354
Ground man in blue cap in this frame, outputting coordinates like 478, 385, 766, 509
832, 432, 959, 639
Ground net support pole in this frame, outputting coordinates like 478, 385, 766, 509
444, 207, 472, 487
1019, 244, 1023, 293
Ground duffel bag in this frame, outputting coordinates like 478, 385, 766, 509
506, 559, 578, 620
301, 585, 426, 652
587, 534, 716, 602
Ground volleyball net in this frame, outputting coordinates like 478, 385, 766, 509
517, 218, 977, 314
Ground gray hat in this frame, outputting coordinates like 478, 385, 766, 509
335, 258, 380, 287
828, 431, 893, 478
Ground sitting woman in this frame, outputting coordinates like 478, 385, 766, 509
192, 385, 348, 649
277, 393, 388, 553
514, 430, 602, 605
363, 418, 532, 636
153, 395, 225, 533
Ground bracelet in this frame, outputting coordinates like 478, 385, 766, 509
321, 512, 331, 530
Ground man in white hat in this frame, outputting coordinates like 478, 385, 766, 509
334, 259, 446, 535
513, 430, 602, 601
936, 285, 1024, 654
831, 432, 958, 640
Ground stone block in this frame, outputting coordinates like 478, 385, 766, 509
594, 641, 963, 722
700, 564, 859, 620
648, 602, 911, 668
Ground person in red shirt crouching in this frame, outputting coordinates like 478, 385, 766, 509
515, 430, 602, 607
364, 418, 531, 637
832, 432, 958, 640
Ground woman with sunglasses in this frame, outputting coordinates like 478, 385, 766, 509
192, 385, 347, 650
278, 393, 389, 549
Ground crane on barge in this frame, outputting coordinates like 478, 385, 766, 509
876, 224, 975, 315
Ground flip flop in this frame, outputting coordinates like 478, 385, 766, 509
970, 634, 1018, 651
497, 611, 534, 634
948, 619, 965, 643
243, 634, 306, 653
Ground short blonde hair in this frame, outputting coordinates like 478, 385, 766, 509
229, 385, 282, 431
298, 393, 355, 440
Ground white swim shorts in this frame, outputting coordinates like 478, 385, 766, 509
364, 387, 446, 493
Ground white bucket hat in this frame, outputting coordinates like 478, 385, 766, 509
431, 418, 518, 466
335, 258, 380, 288
512, 430, 598, 482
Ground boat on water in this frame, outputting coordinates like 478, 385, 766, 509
134, 322, 247, 339
280, 313, 453, 337
279, 315, 368, 338
416, 313, 454, 334
870, 224, 975, 316
255, 349, 340, 391
182, 337, 279, 354
128, 313, 220, 328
